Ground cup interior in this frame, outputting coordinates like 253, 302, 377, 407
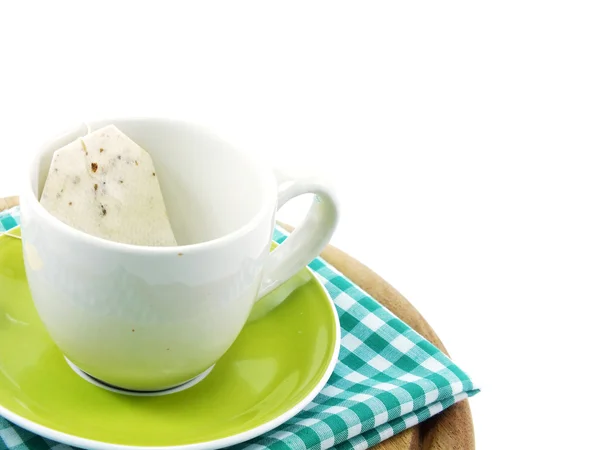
30, 118, 275, 246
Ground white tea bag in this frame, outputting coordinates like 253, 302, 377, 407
40, 125, 178, 246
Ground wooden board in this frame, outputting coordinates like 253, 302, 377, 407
0, 196, 18, 212
280, 224, 476, 450
1, 197, 475, 449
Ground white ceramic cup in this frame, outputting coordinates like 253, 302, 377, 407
20, 117, 339, 392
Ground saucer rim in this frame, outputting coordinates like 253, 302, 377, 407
0, 264, 341, 450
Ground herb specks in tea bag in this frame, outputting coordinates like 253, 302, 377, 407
40, 125, 178, 246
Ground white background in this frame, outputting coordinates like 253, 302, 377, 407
1, 2, 599, 448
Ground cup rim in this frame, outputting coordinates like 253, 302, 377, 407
21, 116, 278, 254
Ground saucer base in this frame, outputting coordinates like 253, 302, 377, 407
64, 357, 215, 397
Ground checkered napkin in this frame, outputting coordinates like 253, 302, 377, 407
0, 207, 19, 234
0, 206, 478, 450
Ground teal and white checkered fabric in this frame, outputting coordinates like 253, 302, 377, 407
0, 207, 19, 235
0, 205, 478, 450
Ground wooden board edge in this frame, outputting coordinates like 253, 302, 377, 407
0, 196, 19, 213
279, 223, 475, 450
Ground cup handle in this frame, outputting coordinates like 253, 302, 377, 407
257, 169, 340, 299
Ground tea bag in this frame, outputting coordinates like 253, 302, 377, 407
40, 125, 178, 246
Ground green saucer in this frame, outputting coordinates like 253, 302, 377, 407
0, 233, 340, 449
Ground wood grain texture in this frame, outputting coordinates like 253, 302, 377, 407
280, 224, 475, 450
0, 197, 475, 449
